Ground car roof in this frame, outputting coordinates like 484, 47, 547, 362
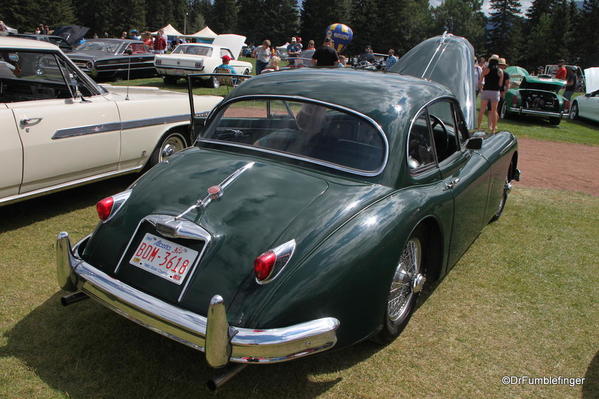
229, 68, 453, 128
0, 36, 58, 50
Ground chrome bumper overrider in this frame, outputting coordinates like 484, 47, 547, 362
56, 232, 340, 368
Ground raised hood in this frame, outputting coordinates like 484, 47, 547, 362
585, 67, 599, 94
212, 34, 246, 59
81, 148, 389, 318
390, 33, 476, 130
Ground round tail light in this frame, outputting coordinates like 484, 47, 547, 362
254, 251, 276, 281
96, 197, 114, 221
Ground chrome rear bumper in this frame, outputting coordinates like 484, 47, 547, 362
56, 232, 340, 368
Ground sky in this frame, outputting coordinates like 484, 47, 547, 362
428, 0, 533, 15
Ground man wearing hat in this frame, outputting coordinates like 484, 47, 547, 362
498, 58, 510, 116
216, 55, 237, 74
287, 37, 301, 66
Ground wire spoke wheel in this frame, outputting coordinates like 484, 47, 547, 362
387, 237, 422, 322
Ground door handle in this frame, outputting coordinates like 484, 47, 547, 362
444, 177, 461, 190
20, 117, 43, 127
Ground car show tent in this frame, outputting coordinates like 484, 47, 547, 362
151, 24, 183, 37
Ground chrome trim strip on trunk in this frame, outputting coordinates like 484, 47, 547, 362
52, 114, 190, 139
56, 233, 340, 367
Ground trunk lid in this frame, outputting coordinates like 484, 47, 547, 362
82, 148, 389, 315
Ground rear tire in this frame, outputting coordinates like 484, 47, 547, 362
375, 226, 427, 344
569, 102, 579, 120
149, 131, 188, 168
490, 166, 512, 223
206, 76, 220, 89
500, 102, 511, 119
163, 76, 178, 85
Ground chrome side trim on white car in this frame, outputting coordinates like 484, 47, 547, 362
52, 114, 190, 139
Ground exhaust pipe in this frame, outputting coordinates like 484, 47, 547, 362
61, 291, 88, 306
206, 363, 247, 391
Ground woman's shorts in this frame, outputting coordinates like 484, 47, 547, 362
481, 90, 500, 102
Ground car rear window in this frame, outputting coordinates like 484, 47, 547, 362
173, 45, 212, 57
201, 98, 387, 175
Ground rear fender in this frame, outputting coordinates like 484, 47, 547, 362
230, 188, 450, 347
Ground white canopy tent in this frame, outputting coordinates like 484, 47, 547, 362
151, 24, 183, 37
191, 26, 217, 39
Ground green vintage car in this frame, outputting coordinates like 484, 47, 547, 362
501, 68, 566, 125
57, 34, 520, 387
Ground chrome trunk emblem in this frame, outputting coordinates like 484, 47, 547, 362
170, 162, 255, 222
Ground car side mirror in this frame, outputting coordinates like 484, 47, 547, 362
466, 137, 483, 150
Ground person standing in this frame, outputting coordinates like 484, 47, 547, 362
477, 56, 504, 134
555, 59, 567, 80
253, 40, 271, 75
498, 58, 510, 115
287, 37, 301, 66
563, 66, 577, 110
312, 37, 339, 67
385, 49, 398, 71
474, 57, 483, 96
153, 29, 167, 54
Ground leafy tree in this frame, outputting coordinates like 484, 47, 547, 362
432, 0, 486, 54
1, 0, 74, 32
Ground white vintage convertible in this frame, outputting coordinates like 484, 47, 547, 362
0, 36, 222, 206
570, 67, 599, 123
155, 34, 252, 88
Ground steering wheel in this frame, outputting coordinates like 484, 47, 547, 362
430, 115, 448, 135
430, 115, 449, 157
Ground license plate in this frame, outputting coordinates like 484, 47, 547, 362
129, 233, 198, 285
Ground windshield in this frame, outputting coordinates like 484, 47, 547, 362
201, 98, 387, 174
172, 45, 213, 56
76, 41, 121, 53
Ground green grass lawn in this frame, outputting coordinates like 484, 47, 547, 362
0, 180, 597, 398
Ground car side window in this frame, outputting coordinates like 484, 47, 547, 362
0, 51, 73, 102
427, 100, 459, 163
407, 111, 435, 170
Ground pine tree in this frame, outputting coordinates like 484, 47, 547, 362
301, 0, 351, 45
264, 0, 299, 46
211, 0, 238, 34
487, 0, 523, 61
577, 0, 599, 67
348, 0, 379, 53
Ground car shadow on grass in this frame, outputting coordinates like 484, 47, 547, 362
583, 350, 599, 398
0, 292, 385, 398
501, 114, 562, 128
0, 175, 137, 234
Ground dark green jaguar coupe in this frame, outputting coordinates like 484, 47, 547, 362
57, 34, 520, 383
